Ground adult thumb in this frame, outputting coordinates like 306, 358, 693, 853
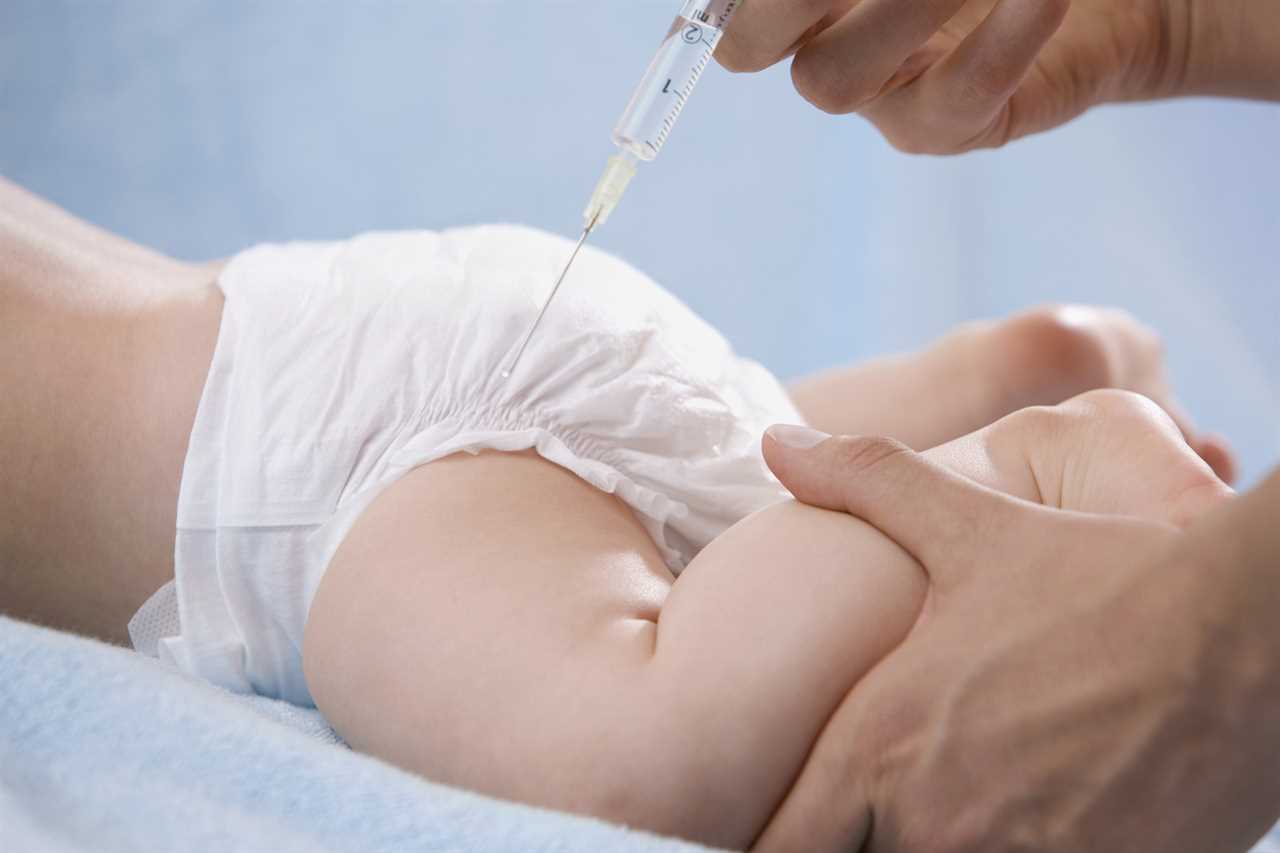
763, 425, 1033, 585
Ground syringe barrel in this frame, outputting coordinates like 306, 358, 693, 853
611, 0, 742, 162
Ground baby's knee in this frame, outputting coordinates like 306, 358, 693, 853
985, 305, 1118, 407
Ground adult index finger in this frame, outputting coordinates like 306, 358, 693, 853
791, 0, 972, 113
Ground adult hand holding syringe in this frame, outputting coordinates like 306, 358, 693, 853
712, 0, 1280, 154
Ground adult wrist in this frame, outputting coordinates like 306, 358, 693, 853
1177, 0, 1280, 100
1211, 467, 1280, 677
1175, 467, 1280, 845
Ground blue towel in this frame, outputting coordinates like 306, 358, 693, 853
0, 616, 720, 853
3, 614, 1278, 852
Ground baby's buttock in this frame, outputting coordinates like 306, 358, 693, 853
304, 449, 676, 713
313, 448, 674, 637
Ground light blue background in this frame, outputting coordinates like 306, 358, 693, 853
3, 0, 1277, 483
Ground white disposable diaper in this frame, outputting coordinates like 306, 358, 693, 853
128, 225, 803, 705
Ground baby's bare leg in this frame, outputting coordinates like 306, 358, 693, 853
305, 450, 927, 849
789, 307, 1113, 449
304, 395, 1231, 849
788, 305, 1238, 481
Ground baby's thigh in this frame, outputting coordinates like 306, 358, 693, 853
662, 498, 929, 705
650, 499, 928, 845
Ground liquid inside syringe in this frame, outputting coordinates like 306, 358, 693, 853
612, 0, 740, 163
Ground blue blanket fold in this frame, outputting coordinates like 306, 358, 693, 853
4, 614, 1278, 853
0, 616, 718, 853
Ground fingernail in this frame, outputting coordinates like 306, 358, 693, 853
767, 424, 831, 450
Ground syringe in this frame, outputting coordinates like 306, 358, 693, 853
502, 0, 742, 379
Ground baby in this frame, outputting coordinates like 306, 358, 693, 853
0, 181, 1233, 850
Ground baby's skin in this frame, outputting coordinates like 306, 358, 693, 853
305, 351, 1233, 847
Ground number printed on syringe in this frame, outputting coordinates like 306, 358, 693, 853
614, 0, 741, 161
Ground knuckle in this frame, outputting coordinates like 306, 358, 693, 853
883, 86, 1018, 155
830, 435, 913, 476
715, 39, 775, 74
790, 53, 867, 114
881, 128, 936, 155
875, 111, 970, 156
957, 66, 1011, 107
721, 0, 832, 73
